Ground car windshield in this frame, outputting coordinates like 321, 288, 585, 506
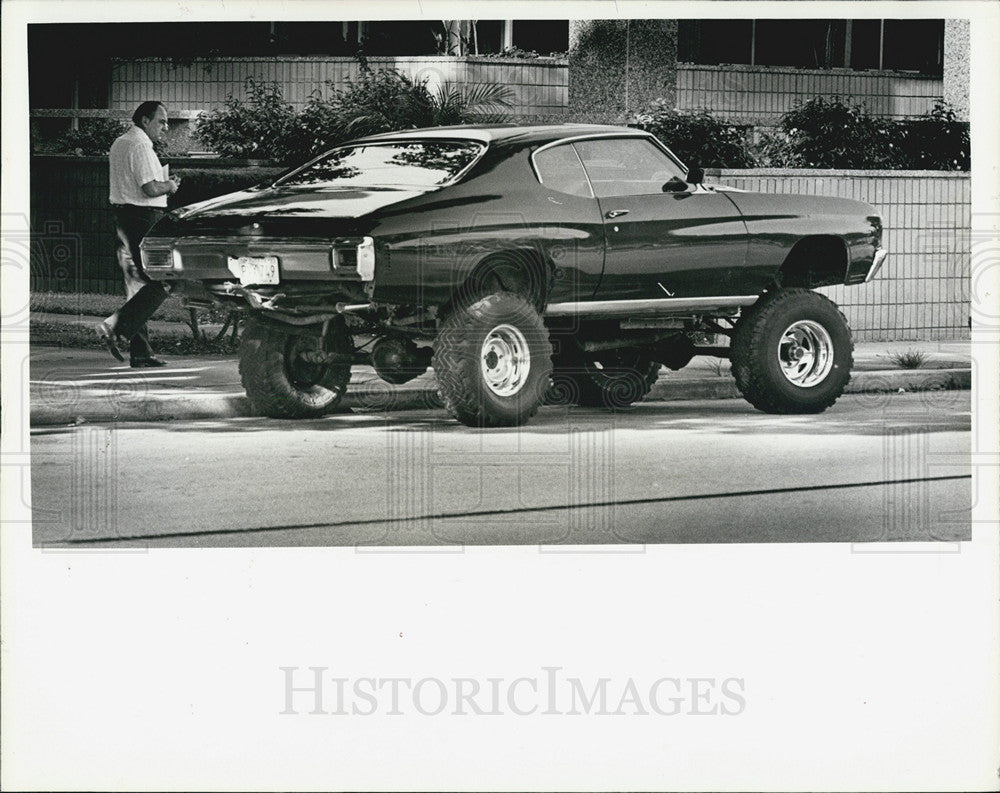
275, 140, 485, 188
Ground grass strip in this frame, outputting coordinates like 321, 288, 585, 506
31, 321, 240, 356
32, 291, 232, 324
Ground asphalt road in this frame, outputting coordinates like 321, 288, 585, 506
30, 392, 971, 548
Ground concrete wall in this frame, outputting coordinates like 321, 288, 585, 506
31, 156, 970, 342
568, 19, 678, 123
709, 169, 970, 341
943, 19, 970, 121
677, 64, 944, 124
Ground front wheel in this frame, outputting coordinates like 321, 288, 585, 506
730, 288, 853, 414
432, 292, 552, 427
238, 317, 352, 418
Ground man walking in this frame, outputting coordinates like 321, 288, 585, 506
97, 101, 179, 367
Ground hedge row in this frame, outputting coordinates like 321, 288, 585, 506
635, 97, 969, 171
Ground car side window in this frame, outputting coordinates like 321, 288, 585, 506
533, 144, 593, 198
573, 138, 686, 199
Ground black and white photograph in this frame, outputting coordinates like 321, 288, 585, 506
2, 0, 998, 790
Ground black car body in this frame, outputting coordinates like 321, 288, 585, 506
142, 124, 887, 426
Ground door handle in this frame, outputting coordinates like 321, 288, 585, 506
605, 209, 630, 219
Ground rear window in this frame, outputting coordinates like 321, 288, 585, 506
276, 140, 485, 188
533, 144, 593, 198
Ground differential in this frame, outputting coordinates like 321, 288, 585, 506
649, 334, 698, 370
371, 336, 433, 384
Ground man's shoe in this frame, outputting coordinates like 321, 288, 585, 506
130, 356, 167, 368
96, 321, 125, 362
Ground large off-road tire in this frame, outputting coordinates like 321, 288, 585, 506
238, 317, 352, 418
547, 341, 661, 409
731, 288, 853, 414
432, 292, 552, 427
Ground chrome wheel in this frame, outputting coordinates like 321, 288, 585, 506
480, 323, 530, 396
777, 320, 833, 387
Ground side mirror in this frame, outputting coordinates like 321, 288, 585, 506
686, 166, 704, 185
662, 176, 688, 193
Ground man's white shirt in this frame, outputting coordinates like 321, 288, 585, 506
109, 125, 167, 207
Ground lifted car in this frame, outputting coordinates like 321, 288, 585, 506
141, 124, 887, 427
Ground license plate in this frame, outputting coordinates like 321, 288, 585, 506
227, 256, 279, 285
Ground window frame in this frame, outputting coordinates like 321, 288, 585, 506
530, 140, 596, 199
678, 18, 945, 76
530, 132, 689, 200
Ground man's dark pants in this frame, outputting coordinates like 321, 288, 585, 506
112, 205, 168, 359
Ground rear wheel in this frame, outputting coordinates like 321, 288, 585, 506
432, 292, 552, 427
239, 317, 352, 418
730, 288, 853, 414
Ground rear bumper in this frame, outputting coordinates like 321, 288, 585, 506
865, 247, 888, 283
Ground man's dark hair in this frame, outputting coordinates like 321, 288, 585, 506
132, 101, 165, 126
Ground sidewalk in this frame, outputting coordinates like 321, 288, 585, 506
27, 340, 972, 426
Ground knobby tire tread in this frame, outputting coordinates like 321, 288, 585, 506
731, 288, 853, 414
239, 318, 351, 419
432, 292, 552, 427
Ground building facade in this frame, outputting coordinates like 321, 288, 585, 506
29, 18, 969, 140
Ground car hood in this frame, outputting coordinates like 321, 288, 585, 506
151, 185, 429, 237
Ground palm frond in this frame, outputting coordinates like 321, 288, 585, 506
432, 81, 515, 125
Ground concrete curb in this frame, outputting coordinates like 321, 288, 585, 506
646, 367, 972, 402
29, 367, 971, 426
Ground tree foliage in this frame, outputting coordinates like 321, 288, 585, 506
633, 100, 754, 168
772, 97, 897, 168
756, 97, 969, 170
193, 78, 299, 161
196, 69, 513, 164
44, 117, 131, 156
635, 96, 969, 171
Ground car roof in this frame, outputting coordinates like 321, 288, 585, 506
349, 123, 652, 148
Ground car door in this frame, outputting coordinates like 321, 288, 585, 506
573, 137, 749, 301
530, 141, 606, 303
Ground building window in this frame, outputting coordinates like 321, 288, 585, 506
475, 21, 504, 53
881, 20, 944, 72
509, 20, 569, 54
678, 20, 753, 65
753, 20, 848, 69
360, 20, 568, 56
679, 19, 944, 75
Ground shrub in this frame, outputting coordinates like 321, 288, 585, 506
289, 69, 436, 160
894, 101, 970, 171
755, 98, 970, 170
776, 97, 899, 169
192, 68, 512, 164
193, 78, 299, 162
750, 128, 804, 168
430, 81, 513, 125
48, 117, 130, 156
633, 101, 755, 168
289, 69, 513, 161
